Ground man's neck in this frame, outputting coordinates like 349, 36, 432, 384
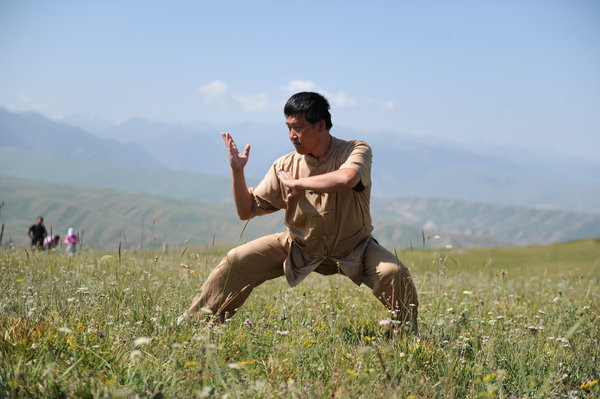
310, 134, 332, 158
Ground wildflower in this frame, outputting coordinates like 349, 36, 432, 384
243, 319, 253, 327
58, 327, 73, 334
16, 279, 24, 283
129, 350, 143, 361
134, 337, 151, 346
482, 372, 497, 382
379, 319, 392, 326
580, 380, 598, 390
76, 322, 85, 331
228, 360, 255, 369
184, 361, 199, 367
98, 332, 105, 338
462, 290, 473, 296
345, 369, 359, 377
199, 387, 212, 398
200, 307, 213, 315
66, 298, 76, 302
363, 336, 376, 342
276, 330, 289, 335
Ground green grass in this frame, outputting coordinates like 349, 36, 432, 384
1, 239, 599, 398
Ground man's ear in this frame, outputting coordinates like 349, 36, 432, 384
317, 120, 326, 131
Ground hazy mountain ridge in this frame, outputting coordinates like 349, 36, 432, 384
61, 113, 600, 212
0, 107, 163, 169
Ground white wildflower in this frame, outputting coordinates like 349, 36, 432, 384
130, 350, 143, 361
134, 337, 151, 346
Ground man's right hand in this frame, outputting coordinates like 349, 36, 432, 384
221, 132, 250, 171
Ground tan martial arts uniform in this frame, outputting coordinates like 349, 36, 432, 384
187, 136, 418, 331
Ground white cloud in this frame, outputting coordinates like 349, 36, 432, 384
325, 91, 357, 108
381, 101, 396, 111
198, 80, 228, 103
233, 93, 269, 112
281, 80, 317, 94
282, 81, 358, 109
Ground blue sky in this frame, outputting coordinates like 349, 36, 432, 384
1, 0, 599, 161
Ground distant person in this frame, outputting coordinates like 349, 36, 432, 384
64, 227, 78, 254
181, 92, 419, 334
43, 235, 61, 250
27, 216, 47, 249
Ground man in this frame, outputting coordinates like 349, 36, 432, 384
184, 92, 419, 334
28, 216, 47, 249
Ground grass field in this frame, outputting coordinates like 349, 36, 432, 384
1, 239, 598, 398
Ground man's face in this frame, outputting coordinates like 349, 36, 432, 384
285, 115, 327, 155
37, 217, 43, 225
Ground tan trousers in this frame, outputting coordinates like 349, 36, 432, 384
186, 233, 419, 333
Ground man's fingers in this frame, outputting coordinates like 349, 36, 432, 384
244, 144, 251, 157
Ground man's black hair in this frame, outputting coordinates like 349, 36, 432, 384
284, 92, 332, 130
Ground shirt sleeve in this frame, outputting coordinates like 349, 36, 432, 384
250, 163, 287, 217
339, 141, 372, 189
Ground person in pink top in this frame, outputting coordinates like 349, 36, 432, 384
64, 227, 78, 254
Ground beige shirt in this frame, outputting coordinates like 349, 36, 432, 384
250, 136, 374, 287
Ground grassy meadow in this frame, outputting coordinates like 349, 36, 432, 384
1, 239, 599, 398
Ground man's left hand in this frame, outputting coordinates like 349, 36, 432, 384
278, 171, 304, 199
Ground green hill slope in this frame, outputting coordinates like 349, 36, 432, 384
0, 176, 429, 250
0, 175, 281, 249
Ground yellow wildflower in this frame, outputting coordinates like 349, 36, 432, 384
346, 369, 359, 377
581, 380, 598, 390
482, 372, 497, 383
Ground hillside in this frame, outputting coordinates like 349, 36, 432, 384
372, 197, 600, 247
0, 147, 234, 202
2, 176, 598, 250
0, 175, 281, 249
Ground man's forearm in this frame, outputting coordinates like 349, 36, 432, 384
284, 168, 360, 193
231, 168, 253, 220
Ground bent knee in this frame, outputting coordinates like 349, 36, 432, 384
378, 261, 411, 280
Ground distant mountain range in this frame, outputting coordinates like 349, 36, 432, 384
61, 111, 600, 213
1, 106, 599, 249
0, 107, 163, 168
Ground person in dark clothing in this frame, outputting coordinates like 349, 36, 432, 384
28, 216, 47, 248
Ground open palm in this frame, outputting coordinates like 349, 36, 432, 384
221, 132, 250, 171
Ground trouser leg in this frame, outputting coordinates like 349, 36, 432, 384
186, 233, 287, 321
361, 239, 419, 334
